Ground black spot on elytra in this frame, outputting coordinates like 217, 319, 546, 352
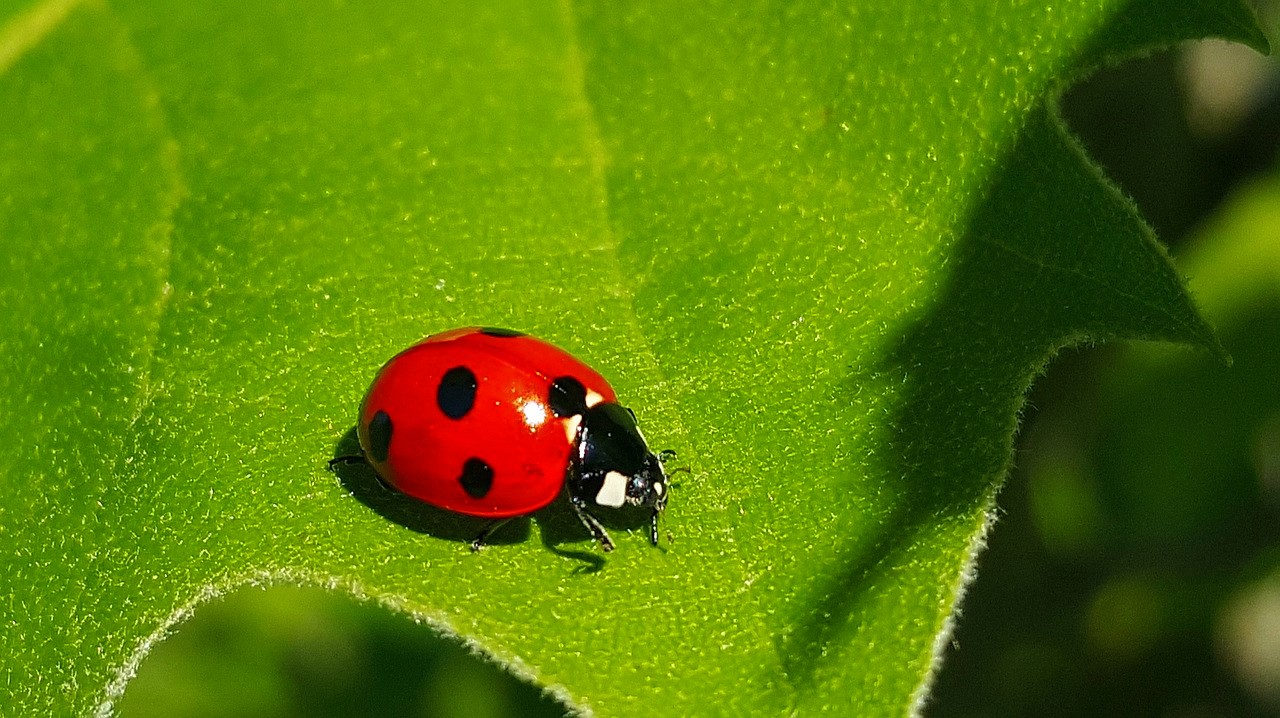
479, 327, 524, 338
548, 376, 588, 417
368, 410, 393, 462
437, 366, 477, 419
459, 458, 494, 498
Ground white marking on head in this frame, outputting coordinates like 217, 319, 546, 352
585, 390, 605, 407
652, 481, 664, 496
596, 471, 628, 508
563, 414, 583, 443
520, 400, 547, 429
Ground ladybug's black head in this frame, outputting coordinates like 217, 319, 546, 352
572, 402, 669, 546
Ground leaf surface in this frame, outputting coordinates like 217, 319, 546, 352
0, 0, 1265, 715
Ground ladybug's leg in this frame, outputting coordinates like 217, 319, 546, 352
569, 496, 615, 553
470, 519, 513, 552
329, 453, 400, 494
327, 454, 366, 470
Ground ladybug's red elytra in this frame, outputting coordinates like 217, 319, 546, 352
332, 327, 670, 552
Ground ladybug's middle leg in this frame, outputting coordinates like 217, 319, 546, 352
470, 519, 513, 552
569, 495, 615, 553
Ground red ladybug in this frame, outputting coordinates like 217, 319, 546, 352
333, 327, 670, 552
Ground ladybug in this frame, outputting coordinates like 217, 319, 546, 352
332, 327, 670, 552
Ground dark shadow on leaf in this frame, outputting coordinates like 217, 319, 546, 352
778, 98, 1217, 687
329, 425, 529, 546
533, 492, 660, 573
533, 500, 608, 573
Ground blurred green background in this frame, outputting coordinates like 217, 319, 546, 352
118, 12, 1280, 718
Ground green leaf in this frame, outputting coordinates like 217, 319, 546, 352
0, 0, 1265, 715
1096, 169, 1280, 548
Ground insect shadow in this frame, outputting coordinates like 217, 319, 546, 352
535, 499, 663, 574
329, 426, 527, 545
330, 426, 648, 573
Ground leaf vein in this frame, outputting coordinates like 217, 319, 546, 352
975, 232, 1199, 337
0, 0, 84, 76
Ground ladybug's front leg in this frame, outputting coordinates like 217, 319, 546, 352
564, 441, 615, 552
470, 519, 513, 552
569, 495, 615, 553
